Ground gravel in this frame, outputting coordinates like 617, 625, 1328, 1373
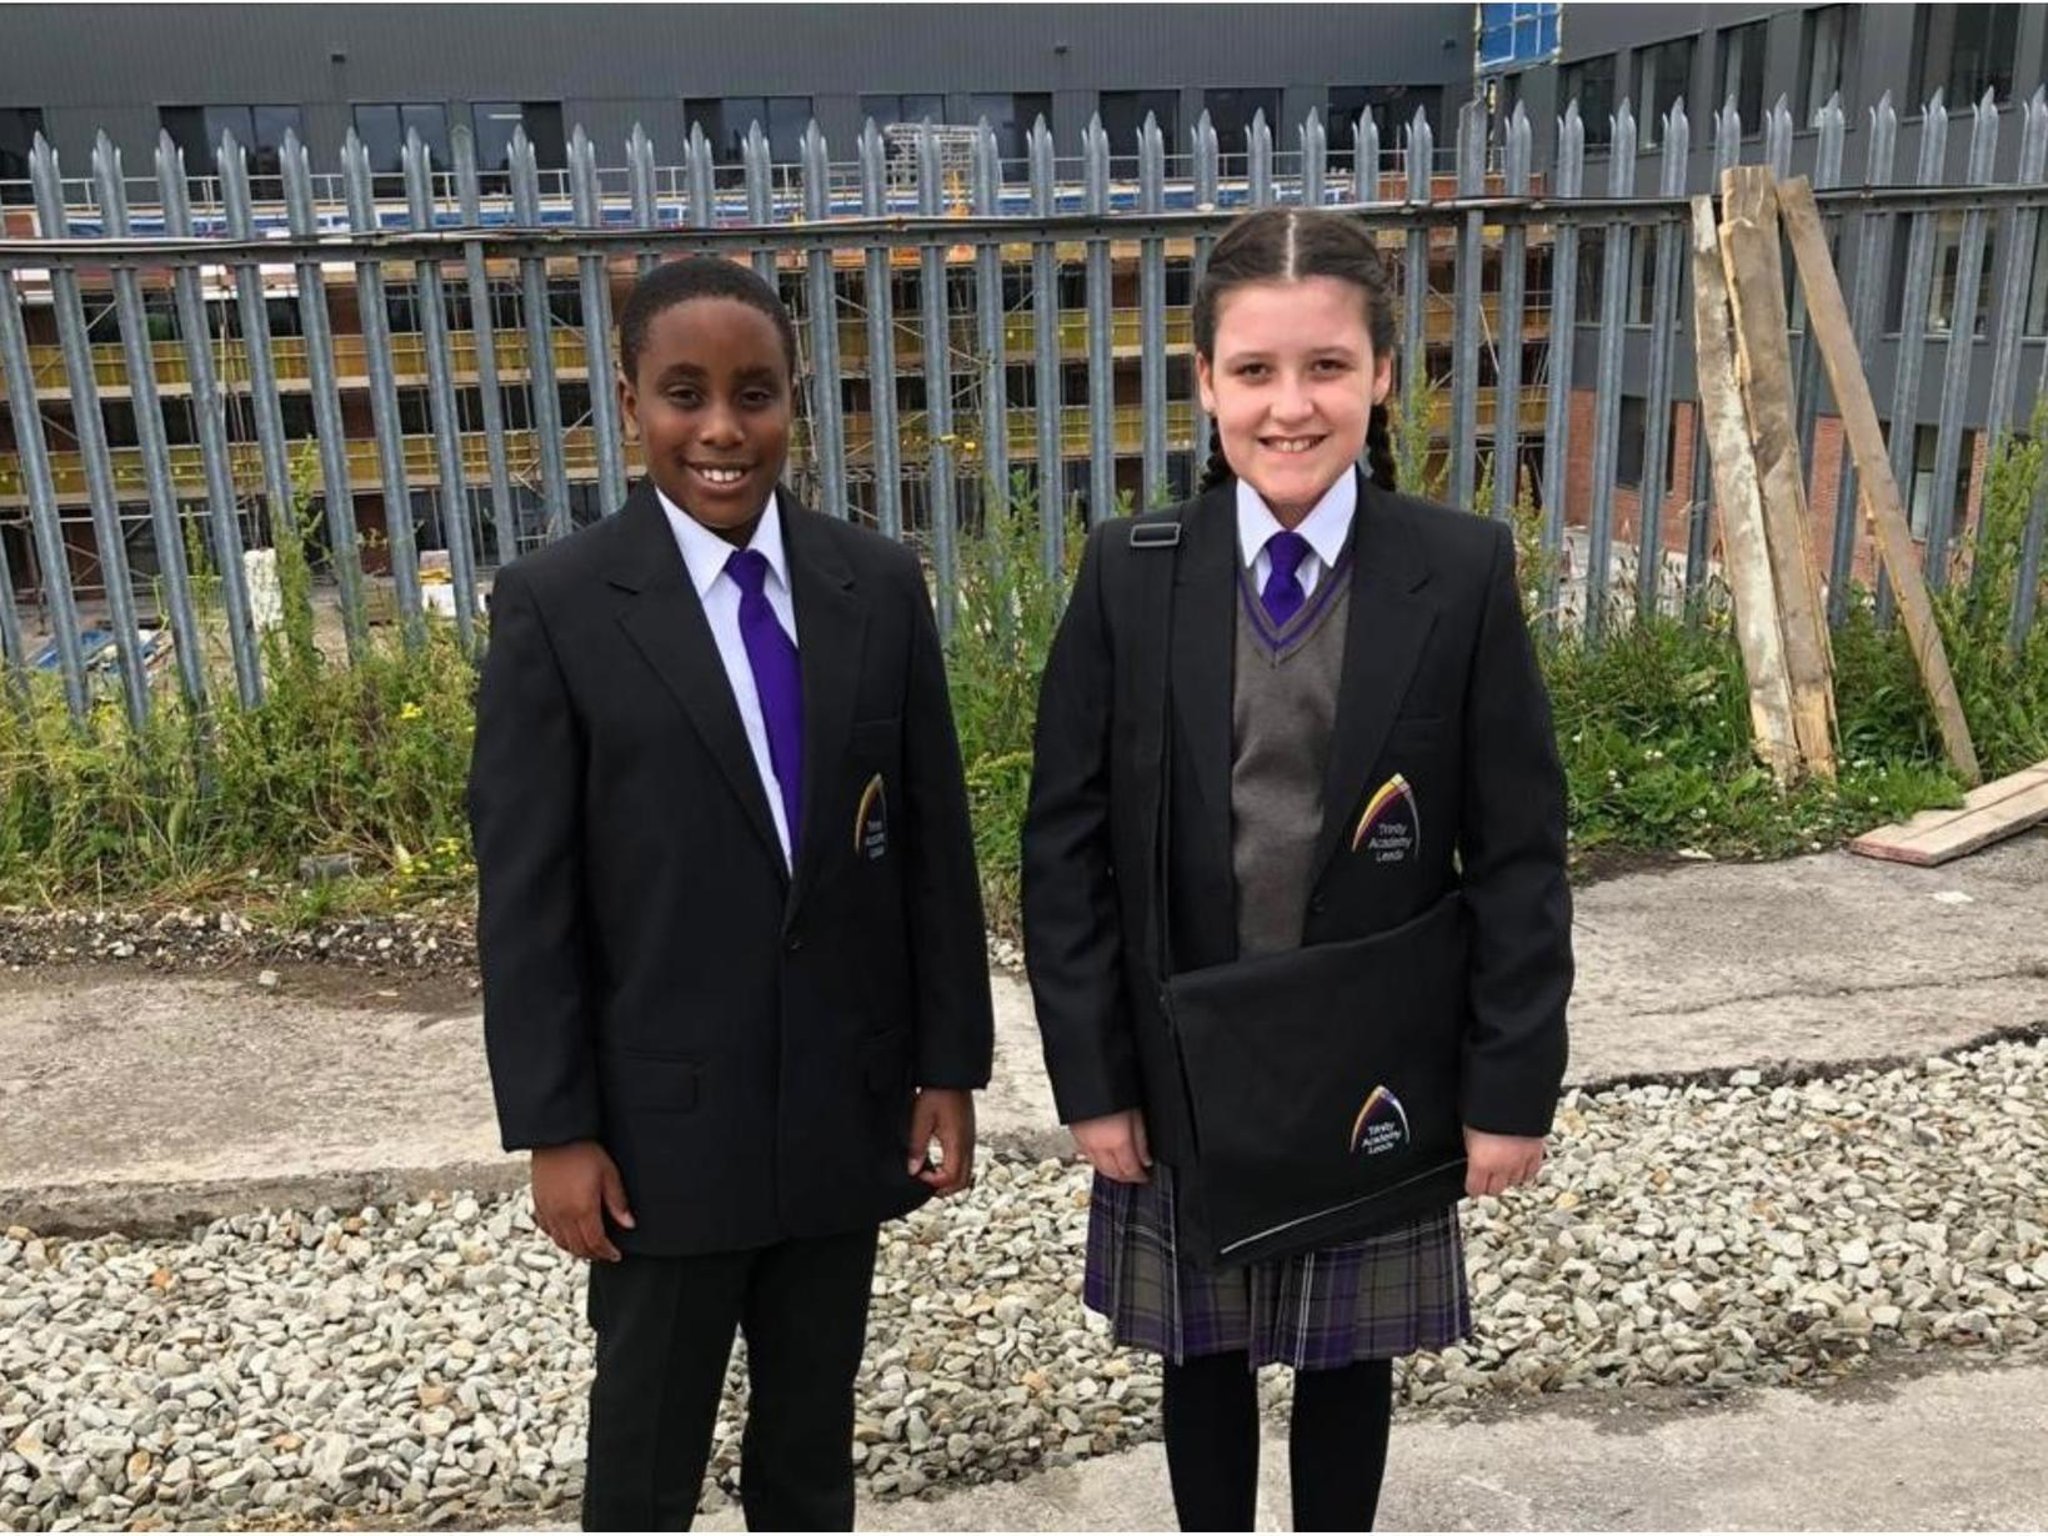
2, 1032, 2045, 1530
0, 904, 1028, 983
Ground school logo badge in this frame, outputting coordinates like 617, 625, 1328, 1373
854, 773, 888, 861
1350, 1085, 1410, 1157
1351, 773, 1420, 864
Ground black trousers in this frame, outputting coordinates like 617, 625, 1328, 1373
581, 1226, 879, 1532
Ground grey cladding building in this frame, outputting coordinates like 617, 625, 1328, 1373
1, 3, 1475, 187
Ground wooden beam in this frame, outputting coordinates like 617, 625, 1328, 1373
1718, 167, 1839, 780
1776, 174, 1983, 787
1689, 194, 1802, 785
1849, 761, 2048, 865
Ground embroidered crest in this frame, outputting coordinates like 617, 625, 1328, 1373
1351, 772, 1420, 864
854, 773, 888, 861
1350, 1085, 1411, 1156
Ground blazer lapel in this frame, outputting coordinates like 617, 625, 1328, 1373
782, 492, 867, 921
1309, 476, 1437, 884
1169, 484, 1241, 935
608, 481, 787, 876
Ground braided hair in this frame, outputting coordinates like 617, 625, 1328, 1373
1192, 207, 1400, 495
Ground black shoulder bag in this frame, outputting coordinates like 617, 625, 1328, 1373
1128, 515, 1471, 1270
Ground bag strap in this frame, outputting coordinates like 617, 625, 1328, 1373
1127, 518, 1182, 985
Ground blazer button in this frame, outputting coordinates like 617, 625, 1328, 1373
785, 932, 804, 953
1308, 895, 1327, 915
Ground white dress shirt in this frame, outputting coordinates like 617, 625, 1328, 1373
659, 488, 801, 868
1234, 472, 1358, 597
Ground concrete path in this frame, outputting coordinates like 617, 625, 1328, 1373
3, 832, 2043, 1236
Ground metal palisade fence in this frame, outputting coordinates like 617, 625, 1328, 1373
2, 90, 2047, 724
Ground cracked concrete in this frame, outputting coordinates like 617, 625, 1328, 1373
1, 832, 2043, 1236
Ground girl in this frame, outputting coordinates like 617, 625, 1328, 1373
1022, 208, 1572, 1531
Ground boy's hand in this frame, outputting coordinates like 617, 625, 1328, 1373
531, 1140, 636, 1262
908, 1088, 977, 1196
1462, 1127, 1545, 1198
1071, 1109, 1152, 1184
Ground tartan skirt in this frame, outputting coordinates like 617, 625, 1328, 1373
1084, 1162, 1472, 1372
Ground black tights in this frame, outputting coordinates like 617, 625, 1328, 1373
1161, 1352, 1393, 1532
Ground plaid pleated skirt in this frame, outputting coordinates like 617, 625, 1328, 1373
1084, 1161, 1472, 1372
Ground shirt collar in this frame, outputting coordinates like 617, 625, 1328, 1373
1234, 471, 1357, 572
658, 486, 788, 599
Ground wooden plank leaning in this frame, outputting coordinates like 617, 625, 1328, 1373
1776, 174, 1984, 787
1689, 194, 1803, 785
1718, 167, 1839, 780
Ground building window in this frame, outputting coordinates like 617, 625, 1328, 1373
682, 96, 814, 165
1617, 396, 1647, 488
396, 387, 434, 436
1099, 90, 1179, 170
1560, 55, 1617, 148
559, 382, 592, 427
964, 93, 1054, 162
547, 277, 584, 329
1165, 258, 1194, 309
159, 104, 304, 195
1576, 228, 1606, 323
472, 101, 566, 175
1635, 36, 1696, 150
1907, 423, 1974, 537
486, 279, 523, 333
1328, 85, 1439, 165
0, 107, 42, 205
277, 394, 316, 439
1718, 21, 1768, 134
1478, 2, 1563, 71
1887, 212, 1996, 336
2025, 219, 2048, 337
860, 94, 946, 132
385, 284, 423, 334
1626, 232, 1656, 325
1916, 5, 2020, 107
1005, 363, 1038, 409
1202, 88, 1283, 153
498, 385, 534, 431
351, 103, 452, 191
1800, 6, 1852, 123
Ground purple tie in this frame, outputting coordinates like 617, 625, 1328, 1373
1262, 531, 1311, 630
725, 548, 804, 858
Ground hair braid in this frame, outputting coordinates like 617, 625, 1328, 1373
1365, 403, 1398, 493
1198, 421, 1234, 493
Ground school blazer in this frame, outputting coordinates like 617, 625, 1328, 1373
1022, 474, 1572, 1167
469, 480, 994, 1256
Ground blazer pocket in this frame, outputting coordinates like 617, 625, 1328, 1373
851, 716, 903, 752
602, 1050, 701, 1113
1386, 714, 1448, 751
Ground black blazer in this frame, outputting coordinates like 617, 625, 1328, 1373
469, 481, 994, 1256
1022, 475, 1572, 1166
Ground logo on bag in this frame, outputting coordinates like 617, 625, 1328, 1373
854, 773, 888, 860
1350, 1086, 1411, 1156
1351, 773, 1420, 864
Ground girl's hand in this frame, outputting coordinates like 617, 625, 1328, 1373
1071, 1109, 1153, 1184
1462, 1127, 1545, 1198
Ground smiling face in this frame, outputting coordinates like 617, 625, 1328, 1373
619, 295, 792, 543
1195, 275, 1394, 526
